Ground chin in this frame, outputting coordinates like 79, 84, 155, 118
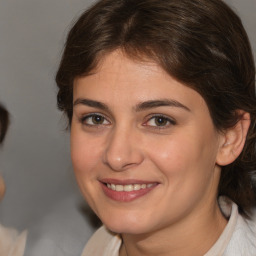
105, 223, 146, 235
100, 213, 152, 235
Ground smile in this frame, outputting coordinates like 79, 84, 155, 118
101, 180, 158, 202
106, 183, 154, 192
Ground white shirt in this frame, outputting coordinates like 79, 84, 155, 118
81, 199, 256, 256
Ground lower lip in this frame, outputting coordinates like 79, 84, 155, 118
100, 183, 157, 202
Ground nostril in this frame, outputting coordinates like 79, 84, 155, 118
123, 162, 139, 169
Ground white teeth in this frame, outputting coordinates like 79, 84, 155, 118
124, 185, 133, 192
133, 184, 141, 191
106, 183, 154, 192
115, 185, 124, 191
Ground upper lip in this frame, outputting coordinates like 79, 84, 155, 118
100, 178, 159, 185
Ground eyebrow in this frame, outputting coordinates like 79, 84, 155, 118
135, 99, 191, 112
73, 98, 109, 111
73, 98, 190, 112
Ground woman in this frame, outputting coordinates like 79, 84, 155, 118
56, 0, 256, 255
0, 104, 27, 256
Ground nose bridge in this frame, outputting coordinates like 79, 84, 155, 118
103, 123, 143, 171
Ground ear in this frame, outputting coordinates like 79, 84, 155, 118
216, 111, 251, 166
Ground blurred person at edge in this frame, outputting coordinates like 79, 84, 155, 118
56, 0, 256, 255
0, 104, 27, 256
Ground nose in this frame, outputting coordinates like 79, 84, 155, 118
103, 126, 144, 171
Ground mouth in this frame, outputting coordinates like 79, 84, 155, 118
100, 179, 159, 202
106, 183, 154, 192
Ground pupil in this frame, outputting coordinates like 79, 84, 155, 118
156, 117, 167, 126
93, 115, 103, 124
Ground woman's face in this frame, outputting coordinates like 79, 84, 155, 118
71, 50, 224, 235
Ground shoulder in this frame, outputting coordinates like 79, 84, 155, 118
0, 223, 27, 256
224, 212, 256, 255
206, 198, 256, 256
81, 226, 122, 256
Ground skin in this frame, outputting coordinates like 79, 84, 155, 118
71, 50, 229, 256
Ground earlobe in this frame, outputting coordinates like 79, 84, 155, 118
216, 111, 251, 166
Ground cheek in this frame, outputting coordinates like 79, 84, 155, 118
147, 137, 196, 175
70, 129, 101, 177
70, 130, 103, 210
146, 131, 216, 183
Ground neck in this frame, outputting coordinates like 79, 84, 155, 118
120, 200, 227, 256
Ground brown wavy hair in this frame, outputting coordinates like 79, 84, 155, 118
56, 0, 256, 215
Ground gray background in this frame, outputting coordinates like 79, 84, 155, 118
0, 0, 255, 255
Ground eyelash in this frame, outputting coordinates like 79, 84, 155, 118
79, 113, 176, 129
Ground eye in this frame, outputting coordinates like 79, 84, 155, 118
144, 115, 176, 128
81, 114, 110, 126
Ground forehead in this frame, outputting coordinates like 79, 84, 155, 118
73, 50, 207, 112
87, 50, 162, 85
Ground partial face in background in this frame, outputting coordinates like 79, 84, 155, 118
0, 176, 5, 200
71, 50, 224, 235
0, 105, 8, 200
